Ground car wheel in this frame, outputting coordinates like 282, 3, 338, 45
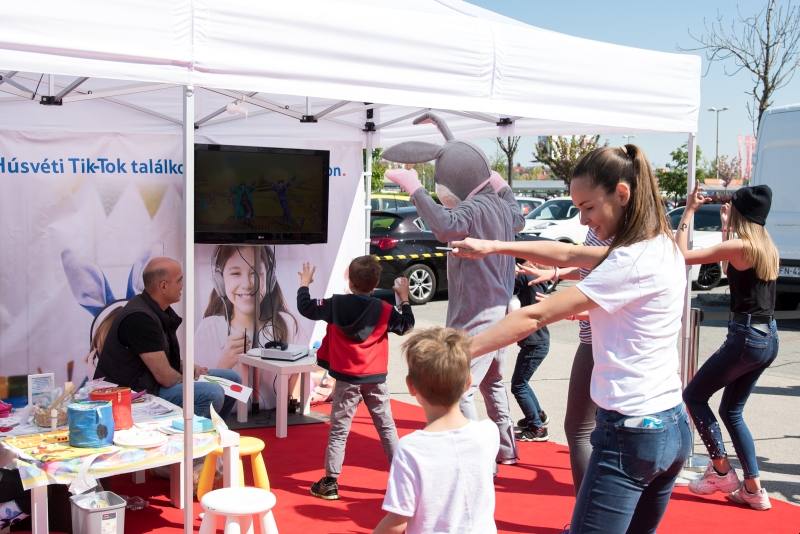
694, 263, 722, 291
402, 263, 437, 305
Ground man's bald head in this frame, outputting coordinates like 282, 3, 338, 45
143, 257, 181, 291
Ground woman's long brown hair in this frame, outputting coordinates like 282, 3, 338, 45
573, 144, 673, 256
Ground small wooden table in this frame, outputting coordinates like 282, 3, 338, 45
237, 354, 319, 438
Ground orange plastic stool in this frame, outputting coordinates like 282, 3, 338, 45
197, 436, 270, 500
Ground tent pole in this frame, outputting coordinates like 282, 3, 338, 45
680, 133, 697, 373
182, 84, 196, 534
364, 129, 374, 255
679, 132, 697, 472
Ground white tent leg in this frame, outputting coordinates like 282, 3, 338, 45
182, 84, 196, 534
364, 129, 374, 255
680, 133, 697, 378
678, 132, 701, 477
680, 132, 697, 365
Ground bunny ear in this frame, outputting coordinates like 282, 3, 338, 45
412, 112, 454, 141
126, 250, 151, 299
61, 249, 115, 316
382, 141, 443, 164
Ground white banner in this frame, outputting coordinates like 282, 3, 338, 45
0, 132, 364, 409
0, 131, 184, 391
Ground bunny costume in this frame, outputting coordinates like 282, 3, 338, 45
384, 113, 524, 462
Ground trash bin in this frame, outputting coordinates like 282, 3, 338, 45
70, 491, 126, 534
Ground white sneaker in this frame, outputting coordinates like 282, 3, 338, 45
727, 484, 772, 510
688, 462, 741, 495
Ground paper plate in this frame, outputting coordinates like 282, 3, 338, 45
113, 429, 168, 449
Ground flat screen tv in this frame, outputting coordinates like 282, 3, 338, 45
194, 144, 329, 244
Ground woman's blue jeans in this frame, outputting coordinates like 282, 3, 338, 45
510, 342, 549, 426
158, 368, 241, 419
570, 404, 691, 534
683, 318, 779, 479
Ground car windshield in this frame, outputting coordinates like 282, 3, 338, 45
371, 213, 402, 234
526, 199, 574, 220
668, 206, 722, 231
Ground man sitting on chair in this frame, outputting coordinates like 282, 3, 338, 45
94, 257, 240, 418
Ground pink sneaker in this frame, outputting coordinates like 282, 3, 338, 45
727, 485, 772, 510
688, 462, 741, 495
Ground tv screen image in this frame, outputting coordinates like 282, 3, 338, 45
195, 144, 330, 244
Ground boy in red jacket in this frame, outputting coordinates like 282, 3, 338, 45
297, 255, 414, 500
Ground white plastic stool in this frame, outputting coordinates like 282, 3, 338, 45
199, 486, 279, 534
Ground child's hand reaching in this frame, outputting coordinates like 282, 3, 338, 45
298, 262, 316, 287
516, 262, 555, 285
393, 277, 410, 303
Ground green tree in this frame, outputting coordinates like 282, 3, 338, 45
370, 148, 387, 192
532, 135, 605, 186
490, 150, 507, 179
657, 144, 708, 199
496, 136, 521, 187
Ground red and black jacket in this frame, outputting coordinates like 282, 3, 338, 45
297, 287, 414, 383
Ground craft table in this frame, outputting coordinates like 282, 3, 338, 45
237, 353, 319, 437
0, 396, 241, 534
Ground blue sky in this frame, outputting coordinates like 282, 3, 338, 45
468, 0, 800, 168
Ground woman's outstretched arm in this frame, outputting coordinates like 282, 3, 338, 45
451, 237, 607, 269
676, 184, 744, 267
470, 286, 596, 358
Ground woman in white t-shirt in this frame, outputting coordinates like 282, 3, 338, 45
452, 145, 691, 534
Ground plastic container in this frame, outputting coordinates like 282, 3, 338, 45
89, 387, 133, 430
67, 401, 115, 448
70, 491, 126, 534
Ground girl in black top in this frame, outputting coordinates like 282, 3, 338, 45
677, 184, 779, 510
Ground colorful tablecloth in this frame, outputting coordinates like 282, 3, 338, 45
0, 396, 221, 490
4, 429, 219, 490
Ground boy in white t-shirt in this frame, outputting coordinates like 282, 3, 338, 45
374, 327, 499, 534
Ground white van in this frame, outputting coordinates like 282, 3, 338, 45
750, 104, 800, 310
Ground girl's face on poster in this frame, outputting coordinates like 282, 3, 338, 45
570, 175, 629, 241
223, 247, 267, 318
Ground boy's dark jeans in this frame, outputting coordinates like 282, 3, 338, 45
683, 318, 779, 479
510, 342, 549, 427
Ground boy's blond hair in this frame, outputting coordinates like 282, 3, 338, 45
403, 327, 470, 406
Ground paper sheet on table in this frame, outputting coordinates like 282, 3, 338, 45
198, 375, 251, 403
69, 452, 103, 494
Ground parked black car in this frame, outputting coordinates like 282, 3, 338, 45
370, 207, 545, 304
371, 208, 447, 305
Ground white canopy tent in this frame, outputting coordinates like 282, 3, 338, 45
0, 1, 701, 531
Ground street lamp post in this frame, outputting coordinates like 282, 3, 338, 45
622, 134, 635, 144
708, 107, 729, 180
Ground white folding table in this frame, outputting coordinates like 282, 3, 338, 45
237, 354, 319, 438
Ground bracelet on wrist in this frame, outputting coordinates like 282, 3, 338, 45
552, 266, 560, 282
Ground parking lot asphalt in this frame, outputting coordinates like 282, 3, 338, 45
381, 284, 800, 505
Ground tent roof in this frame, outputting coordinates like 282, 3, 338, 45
0, 0, 701, 135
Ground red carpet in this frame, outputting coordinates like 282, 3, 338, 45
98, 400, 798, 533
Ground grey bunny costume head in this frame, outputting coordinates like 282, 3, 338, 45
382, 113, 492, 204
